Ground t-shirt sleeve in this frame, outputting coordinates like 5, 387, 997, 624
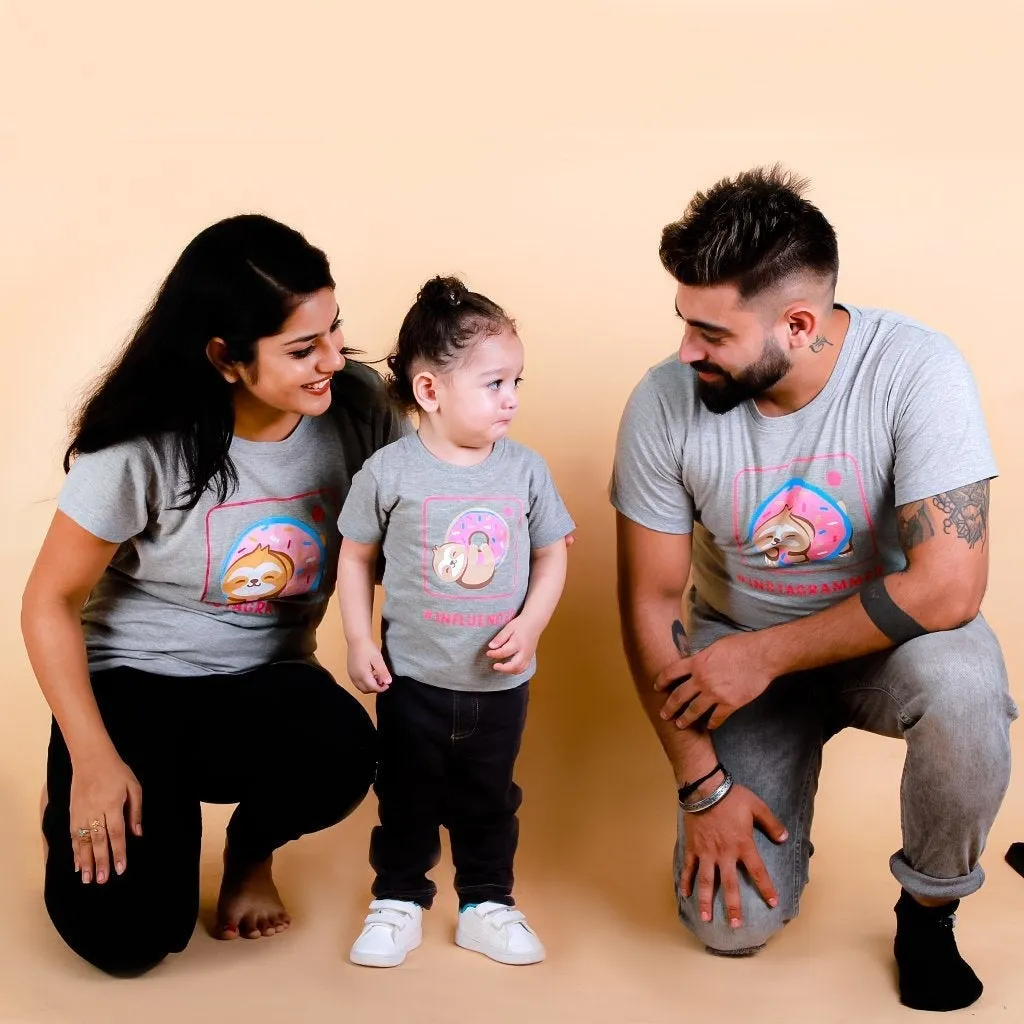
58, 442, 160, 543
891, 334, 999, 507
526, 455, 575, 549
337, 460, 387, 545
609, 372, 694, 534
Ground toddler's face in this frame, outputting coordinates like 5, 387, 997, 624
434, 328, 524, 447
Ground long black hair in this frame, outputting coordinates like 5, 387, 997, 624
385, 275, 515, 412
66, 214, 356, 509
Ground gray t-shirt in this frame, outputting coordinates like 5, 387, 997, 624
59, 363, 406, 676
339, 434, 575, 691
611, 305, 998, 631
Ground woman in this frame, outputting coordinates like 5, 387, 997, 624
21, 214, 405, 975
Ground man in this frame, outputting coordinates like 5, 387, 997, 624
611, 165, 1014, 1012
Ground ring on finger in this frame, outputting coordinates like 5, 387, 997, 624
74, 827, 92, 841
89, 819, 105, 834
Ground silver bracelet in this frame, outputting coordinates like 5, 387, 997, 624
678, 769, 734, 813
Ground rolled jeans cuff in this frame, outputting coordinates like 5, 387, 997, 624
889, 848, 985, 902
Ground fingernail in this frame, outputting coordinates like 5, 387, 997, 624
780, 831, 789, 841
136, 824, 143, 836
660, 711, 668, 720
82, 871, 91, 884
701, 911, 711, 922
97, 870, 105, 883
730, 917, 741, 928
116, 860, 125, 874
769, 897, 778, 907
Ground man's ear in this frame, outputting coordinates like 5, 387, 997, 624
784, 305, 818, 351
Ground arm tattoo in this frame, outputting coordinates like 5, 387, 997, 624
897, 502, 935, 551
809, 335, 833, 353
671, 619, 690, 656
932, 481, 989, 549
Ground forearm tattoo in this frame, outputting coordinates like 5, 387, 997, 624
897, 480, 989, 552
671, 619, 690, 656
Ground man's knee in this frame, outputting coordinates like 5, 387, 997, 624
675, 883, 787, 954
895, 618, 1014, 731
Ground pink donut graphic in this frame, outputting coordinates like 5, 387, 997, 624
748, 479, 852, 566
220, 516, 327, 601
443, 507, 510, 566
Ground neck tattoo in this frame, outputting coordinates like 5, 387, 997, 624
809, 335, 833, 354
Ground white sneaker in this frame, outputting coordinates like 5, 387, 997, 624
455, 902, 546, 965
349, 899, 422, 967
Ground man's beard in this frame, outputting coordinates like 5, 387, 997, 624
693, 336, 791, 414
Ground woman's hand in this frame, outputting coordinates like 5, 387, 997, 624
346, 637, 392, 693
70, 749, 143, 884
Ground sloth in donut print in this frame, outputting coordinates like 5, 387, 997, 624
748, 477, 854, 567
431, 507, 510, 590
219, 515, 327, 604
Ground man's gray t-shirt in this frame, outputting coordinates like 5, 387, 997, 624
611, 305, 998, 631
59, 362, 406, 676
339, 434, 575, 691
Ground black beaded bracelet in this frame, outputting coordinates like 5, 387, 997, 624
677, 762, 725, 803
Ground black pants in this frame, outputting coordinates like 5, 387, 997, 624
370, 675, 529, 910
43, 663, 376, 976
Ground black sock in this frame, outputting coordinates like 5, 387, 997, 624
893, 890, 983, 1012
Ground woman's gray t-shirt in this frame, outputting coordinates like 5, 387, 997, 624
59, 365, 404, 676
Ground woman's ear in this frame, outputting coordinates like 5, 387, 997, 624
206, 337, 240, 383
412, 370, 440, 413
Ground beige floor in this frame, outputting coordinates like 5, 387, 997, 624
2, 600, 1023, 1024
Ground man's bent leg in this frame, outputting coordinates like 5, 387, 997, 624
676, 600, 826, 954
827, 614, 1015, 899
826, 614, 1014, 1011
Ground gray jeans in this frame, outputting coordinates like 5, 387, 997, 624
674, 595, 1017, 954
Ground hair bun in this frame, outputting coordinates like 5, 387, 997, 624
417, 275, 467, 312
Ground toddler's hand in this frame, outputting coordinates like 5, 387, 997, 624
347, 638, 392, 693
487, 615, 541, 674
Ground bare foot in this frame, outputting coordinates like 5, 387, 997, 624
215, 848, 291, 940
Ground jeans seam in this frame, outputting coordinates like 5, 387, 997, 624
791, 741, 822, 917
836, 683, 914, 729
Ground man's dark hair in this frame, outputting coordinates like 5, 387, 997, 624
659, 165, 839, 300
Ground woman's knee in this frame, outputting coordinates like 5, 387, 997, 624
44, 884, 194, 976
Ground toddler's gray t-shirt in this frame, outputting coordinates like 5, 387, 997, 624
339, 434, 574, 691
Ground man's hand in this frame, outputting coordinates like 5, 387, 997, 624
680, 783, 788, 927
654, 632, 776, 729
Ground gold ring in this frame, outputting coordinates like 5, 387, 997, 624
75, 827, 92, 841
90, 819, 105, 833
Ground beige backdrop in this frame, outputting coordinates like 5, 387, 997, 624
2, 1, 1023, 1021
